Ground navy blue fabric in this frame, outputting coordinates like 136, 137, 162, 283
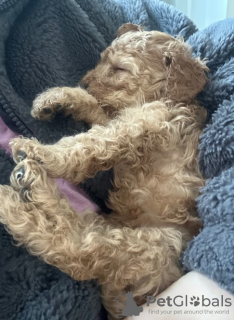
182, 19, 234, 296
0, 224, 103, 320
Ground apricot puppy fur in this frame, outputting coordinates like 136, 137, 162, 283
0, 24, 208, 319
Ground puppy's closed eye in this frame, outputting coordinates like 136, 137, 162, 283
112, 63, 129, 73
113, 66, 126, 72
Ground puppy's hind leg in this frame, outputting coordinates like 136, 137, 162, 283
0, 159, 182, 284
0, 160, 183, 319
0, 159, 87, 279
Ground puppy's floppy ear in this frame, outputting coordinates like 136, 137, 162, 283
116, 23, 144, 38
162, 39, 209, 102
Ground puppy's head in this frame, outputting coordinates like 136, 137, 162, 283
81, 23, 208, 115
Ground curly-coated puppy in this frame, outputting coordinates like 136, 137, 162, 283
0, 24, 208, 319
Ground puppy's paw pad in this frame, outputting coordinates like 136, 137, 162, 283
10, 161, 40, 202
31, 104, 56, 121
12, 163, 34, 186
32, 89, 64, 120
15, 166, 25, 183
17, 150, 27, 162
10, 137, 44, 164
42, 107, 53, 115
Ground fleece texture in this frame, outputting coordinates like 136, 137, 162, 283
0, 0, 234, 319
181, 19, 234, 296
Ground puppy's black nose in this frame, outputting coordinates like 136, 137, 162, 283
80, 83, 88, 90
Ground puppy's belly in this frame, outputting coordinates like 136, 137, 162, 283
109, 162, 202, 230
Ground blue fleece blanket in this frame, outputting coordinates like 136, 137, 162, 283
1, 0, 234, 319
183, 19, 234, 295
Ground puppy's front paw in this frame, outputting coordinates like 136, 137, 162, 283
31, 87, 65, 121
10, 159, 50, 202
10, 136, 44, 164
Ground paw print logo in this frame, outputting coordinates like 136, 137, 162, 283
190, 296, 200, 307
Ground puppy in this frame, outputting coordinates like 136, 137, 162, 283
0, 24, 208, 319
